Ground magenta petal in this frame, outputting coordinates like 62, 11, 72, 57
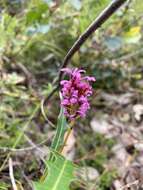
70, 98, 77, 104
73, 68, 85, 74
83, 76, 96, 81
61, 68, 72, 75
61, 99, 70, 105
60, 80, 68, 85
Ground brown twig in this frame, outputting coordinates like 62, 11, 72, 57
59, 0, 127, 79
44, 0, 127, 104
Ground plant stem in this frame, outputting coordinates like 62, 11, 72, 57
60, 126, 73, 154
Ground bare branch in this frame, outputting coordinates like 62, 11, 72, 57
45, 0, 127, 103
59, 0, 127, 80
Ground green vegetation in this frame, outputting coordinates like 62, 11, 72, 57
0, 0, 143, 189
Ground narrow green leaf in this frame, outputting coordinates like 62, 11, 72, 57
40, 107, 67, 180
50, 107, 67, 153
33, 153, 76, 190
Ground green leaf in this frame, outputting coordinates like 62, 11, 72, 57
26, 1, 49, 24
123, 26, 141, 44
79, 0, 109, 32
0, 13, 18, 52
33, 153, 76, 190
0, 182, 9, 190
50, 107, 67, 153
133, 0, 143, 15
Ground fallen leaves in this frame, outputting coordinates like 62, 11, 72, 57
90, 90, 143, 189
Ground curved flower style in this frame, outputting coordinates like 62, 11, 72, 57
60, 68, 96, 120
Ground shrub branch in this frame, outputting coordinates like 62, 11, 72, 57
45, 0, 127, 103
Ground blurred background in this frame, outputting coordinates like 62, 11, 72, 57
0, 0, 143, 189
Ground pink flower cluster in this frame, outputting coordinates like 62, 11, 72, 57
60, 68, 95, 120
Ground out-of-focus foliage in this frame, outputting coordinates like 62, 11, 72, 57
0, 0, 143, 189
33, 153, 75, 190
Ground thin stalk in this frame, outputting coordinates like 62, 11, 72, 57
60, 125, 73, 154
